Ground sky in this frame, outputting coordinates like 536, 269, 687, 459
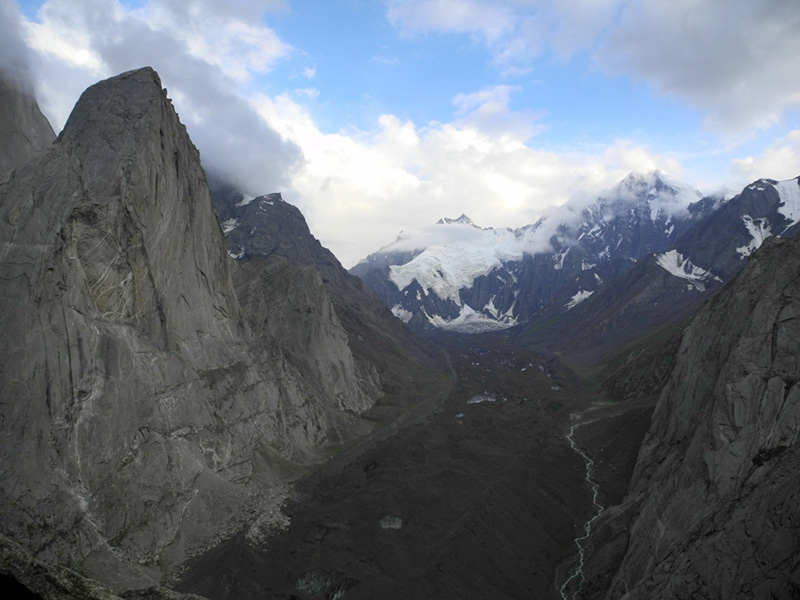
4, 0, 800, 266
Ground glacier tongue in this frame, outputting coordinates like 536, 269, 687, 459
426, 304, 517, 333
388, 227, 531, 303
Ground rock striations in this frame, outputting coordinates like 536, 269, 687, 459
582, 234, 800, 598
0, 68, 439, 593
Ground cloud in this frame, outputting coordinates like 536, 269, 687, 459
598, 0, 800, 133
255, 85, 683, 267
0, 0, 36, 90
9, 0, 713, 269
21, 0, 301, 194
729, 130, 800, 189
387, 0, 516, 42
386, 0, 800, 135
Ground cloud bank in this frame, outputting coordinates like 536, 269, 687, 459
7, 0, 798, 268
387, 0, 800, 134
22, 0, 301, 194
0, 0, 35, 90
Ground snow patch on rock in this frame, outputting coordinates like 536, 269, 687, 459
655, 250, 720, 291
235, 194, 255, 207
221, 218, 239, 234
391, 304, 413, 323
772, 177, 800, 232
736, 216, 772, 258
565, 290, 594, 310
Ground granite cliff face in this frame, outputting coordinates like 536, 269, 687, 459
582, 234, 800, 598
0, 68, 421, 590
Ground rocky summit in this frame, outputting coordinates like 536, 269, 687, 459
1, 66, 799, 600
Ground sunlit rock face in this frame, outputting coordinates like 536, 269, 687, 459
0, 68, 389, 588
582, 233, 800, 599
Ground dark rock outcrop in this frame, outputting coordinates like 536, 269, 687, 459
0, 534, 207, 600
211, 183, 451, 425
581, 234, 800, 598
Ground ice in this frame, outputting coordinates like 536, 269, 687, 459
735, 215, 772, 258
390, 304, 413, 323
235, 194, 255, 207
655, 250, 720, 291
426, 304, 517, 333
772, 177, 800, 232
221, 218, 238, 234
565, 290, 594, 310
389, 226, 532, 303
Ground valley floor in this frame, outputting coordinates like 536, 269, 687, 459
177, 332, 653, 600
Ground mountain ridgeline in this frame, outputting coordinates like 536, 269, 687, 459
351, 172, 713, 333
351, 172, 800, 354
1, 65, 799, 600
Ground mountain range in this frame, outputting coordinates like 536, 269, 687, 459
352, 171, 800, 349
1, 66, 798, 600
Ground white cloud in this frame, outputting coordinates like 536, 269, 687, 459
598, 0, 800, 133
256, 85, 683, 267
301, 65, 316, 79
729, 130, 800, 188
386, 0, 800, 135
7, 0, 711, 269
387, 0, 516, 42
0, 0, 37, 91
20, 0, 301, 194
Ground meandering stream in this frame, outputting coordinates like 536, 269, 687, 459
559, 422, 605, 600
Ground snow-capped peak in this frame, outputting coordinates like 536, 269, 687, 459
437, 214, 477, 227
605, 170, 703, 221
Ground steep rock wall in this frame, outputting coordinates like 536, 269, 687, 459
0, 68, 388, 587
582, 234, 800, 599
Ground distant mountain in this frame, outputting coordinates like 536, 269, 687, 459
519, 175, 800, 366
351, 171, 712, 332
